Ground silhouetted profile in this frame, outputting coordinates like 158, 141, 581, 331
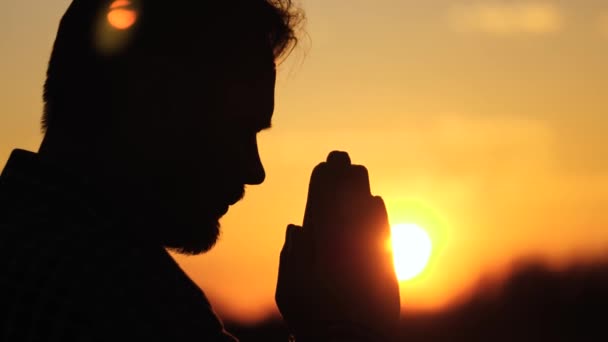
0, 1, 399, 341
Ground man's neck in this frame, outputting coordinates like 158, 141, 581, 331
37, 128, 158, 240
38, 127, 107, 180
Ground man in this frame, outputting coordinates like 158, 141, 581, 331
0, 1, 400, 341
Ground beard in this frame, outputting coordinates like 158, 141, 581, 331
155, 184, 245, 255
163, 216, 221, 255
113, 153, 246, 255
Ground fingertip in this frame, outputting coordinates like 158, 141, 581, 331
310, 161, 328, 179
373, 195, 387, 208
326, 150, 351, 166
304, 162, 330, 227
371, 195, 390, 230
284, 224, 300, 251
351, 164, 371, 196
286, 224, 301, 236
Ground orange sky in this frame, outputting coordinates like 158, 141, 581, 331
1, 0, 608, 323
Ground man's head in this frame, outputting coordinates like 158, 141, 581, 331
41, 0, 303, 254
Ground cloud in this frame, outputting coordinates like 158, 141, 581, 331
448, 2, 562, 35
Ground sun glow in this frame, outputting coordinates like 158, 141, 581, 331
391, 223, 433, 281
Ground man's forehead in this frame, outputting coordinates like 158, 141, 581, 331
178, 22, 275, 63
224, 72, 275, 127
211, 60, 275, 130
216, 44, 275, 77
175, 41, 275, 78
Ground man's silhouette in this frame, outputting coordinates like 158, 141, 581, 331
1, 1, 400, 341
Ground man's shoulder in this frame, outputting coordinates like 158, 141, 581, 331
0, 150, 237, 340
0, 220, 234, 340
0, 217, 196, 298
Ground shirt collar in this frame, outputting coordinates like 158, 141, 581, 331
0, 149, 109, 222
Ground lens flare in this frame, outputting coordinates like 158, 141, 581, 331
110, 0, 132, 9
391, 223, 433, 281
107, 0, 137, 30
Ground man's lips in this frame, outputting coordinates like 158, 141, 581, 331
213, 187, 245, 217
219, 205, 229, 216
226, 186, 245, 206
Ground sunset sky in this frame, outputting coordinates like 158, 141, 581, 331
1, 0, 607, 323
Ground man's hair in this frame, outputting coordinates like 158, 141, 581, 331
42, 0, 303, 133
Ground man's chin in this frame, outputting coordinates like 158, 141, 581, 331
163, 219, 221, 256
145, 193, 233, 255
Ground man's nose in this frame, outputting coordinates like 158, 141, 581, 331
244, 144, 266, 185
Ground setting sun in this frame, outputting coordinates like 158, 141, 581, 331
391, 223, 433, 281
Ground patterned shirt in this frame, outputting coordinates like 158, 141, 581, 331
0, 149, 237, 341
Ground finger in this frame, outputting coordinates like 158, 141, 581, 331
281, 224, 300, 257
278, 224, 312, 284
337, 164, 372, 228
303, 158, 344, 236
276, 225, 306, 316
369, 196, 391, 237
326, 150, 351, 166
302, 162, 329, 229
362, 196, 398, 280
309, 151, 360, 225
346, 164, 371, 199
325, 151, 369, 198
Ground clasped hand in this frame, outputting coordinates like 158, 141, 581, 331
276, 151, 400, 341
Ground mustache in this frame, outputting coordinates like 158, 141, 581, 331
225, 185, 246, 205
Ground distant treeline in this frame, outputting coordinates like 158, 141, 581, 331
225, 256, 608, 341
